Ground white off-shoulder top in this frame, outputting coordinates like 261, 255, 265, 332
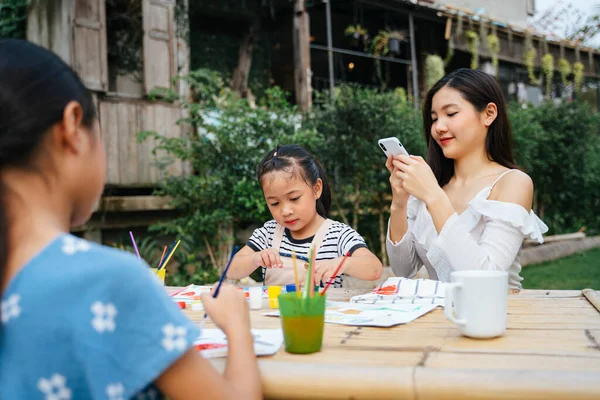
386, 170, 549, 290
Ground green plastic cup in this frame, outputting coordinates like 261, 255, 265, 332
278, 292, 327, 354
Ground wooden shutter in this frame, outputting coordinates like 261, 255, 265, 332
71, 0, 108, 91
142, 0, 176, 94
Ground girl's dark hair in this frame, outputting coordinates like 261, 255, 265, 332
0, 39, 97, 321
423, 68, 518, 187
257, 144, 332, 218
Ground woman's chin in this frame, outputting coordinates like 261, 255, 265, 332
441, 147, 459, 159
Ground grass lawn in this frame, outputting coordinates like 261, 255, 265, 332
521, 247, 600, 290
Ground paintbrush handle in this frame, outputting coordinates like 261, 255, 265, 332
213, 245, 239, 298
321, 252, 350, 296
199, 245, 240, 327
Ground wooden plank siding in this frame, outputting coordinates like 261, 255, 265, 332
26, 0, 73, 64
99, 99, 187, 187
72, 0, 108, 91
26, 0, 192, 208
142, 0, 177, 94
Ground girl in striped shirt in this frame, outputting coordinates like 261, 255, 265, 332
228, 145, 382, 288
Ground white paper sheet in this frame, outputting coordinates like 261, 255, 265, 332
194, 329, 284, 358
349, 277, 448, 306
265, 301, 438, 328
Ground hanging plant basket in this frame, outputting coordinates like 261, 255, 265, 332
388, 38, 401, 55
523, 31, 541, 85
541, 53, 554, 97
350, 32, 360, 48
488, 33, 500, 76
465, 30, 480, 70
345, 24, 369, 51
425, 54, 445, 90
387, 30, 406, 57
371, 29, 406, 58
574, 61, 584, 92
558, 58, 572, 86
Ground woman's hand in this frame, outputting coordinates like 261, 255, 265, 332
392, 155, 444, 205
386, 155, 410, 208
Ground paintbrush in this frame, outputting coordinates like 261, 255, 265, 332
129, 231, 141, 259
321, 252, 350, 296
199, 245, 239, 330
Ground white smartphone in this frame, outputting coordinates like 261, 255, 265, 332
378, 137, 409, 158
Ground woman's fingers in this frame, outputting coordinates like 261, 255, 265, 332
392, 159, 412, 171
385, 155, 394, 173
398, 154, 413, 165
395, 170, 408, 182
402, 156, 420, 166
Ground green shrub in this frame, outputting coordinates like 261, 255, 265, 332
511, 100, 600, 235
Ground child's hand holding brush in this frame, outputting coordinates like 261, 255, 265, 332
200, 285, 251, 333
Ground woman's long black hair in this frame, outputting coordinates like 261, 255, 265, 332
423, 68, 518, 187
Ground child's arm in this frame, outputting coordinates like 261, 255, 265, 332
155, 285, 262, 400
228, 221, 283, 280
341, 247, 383, 280
314, 224, 382, 283
314, 247, 383, 283
227, 245, 282, 280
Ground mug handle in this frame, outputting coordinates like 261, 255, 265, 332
444, 283, 467, 326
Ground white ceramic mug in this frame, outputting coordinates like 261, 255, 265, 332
444, 270, 509, 339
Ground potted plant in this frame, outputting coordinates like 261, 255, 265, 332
558, 57, 572, 86
425, 54, 445, 90
371, 30, 389, 57
465, 30, 480, 70
387, 30, 406, 56
344, 24, 369, 50
371, 29, 406, 58
574, 61, 584, 92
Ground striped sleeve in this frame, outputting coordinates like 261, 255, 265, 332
246, 220, 276, 252
336, 223, 367, 256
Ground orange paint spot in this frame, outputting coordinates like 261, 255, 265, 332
373, 285, 398, 295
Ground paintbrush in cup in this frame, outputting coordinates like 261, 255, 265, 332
129, 231, 141, 259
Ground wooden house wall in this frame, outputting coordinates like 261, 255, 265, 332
99, 99, 189, 187
27, 0, 191, 188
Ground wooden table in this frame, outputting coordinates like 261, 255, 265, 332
177, 287, 600, 399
